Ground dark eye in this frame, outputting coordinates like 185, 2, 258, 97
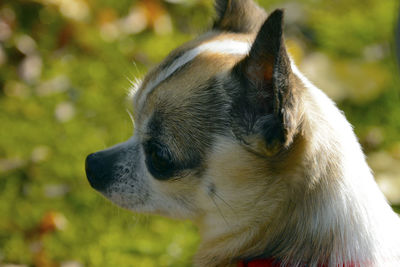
145, 142, 175, 180
150, 149, 171, 172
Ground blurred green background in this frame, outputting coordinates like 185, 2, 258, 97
0, 0, 399, 266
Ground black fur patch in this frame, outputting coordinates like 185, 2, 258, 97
144, 79, 230, 180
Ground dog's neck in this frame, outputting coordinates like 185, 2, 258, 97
194, 75, 400, 267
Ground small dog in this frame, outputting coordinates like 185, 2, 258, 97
85, 0, 400, 266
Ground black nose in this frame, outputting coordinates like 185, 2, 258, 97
85, 151, 115, 191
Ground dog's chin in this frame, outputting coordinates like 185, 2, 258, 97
88, 179, 152, 212
101, 190, 152, 212
96, 187, 196, 219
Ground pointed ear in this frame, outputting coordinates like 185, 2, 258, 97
232, 10, 302, 154
213, 0, 266, 33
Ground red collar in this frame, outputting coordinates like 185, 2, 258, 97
238, 259, 357, 267
238, 258, 279, 267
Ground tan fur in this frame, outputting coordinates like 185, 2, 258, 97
194, 137, 296, 266
141, 54, 239, 118
134, 32, 254, 115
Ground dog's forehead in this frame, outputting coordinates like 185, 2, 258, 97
133, 32, 254, 125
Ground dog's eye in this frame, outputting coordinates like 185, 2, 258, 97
145, 142, 175, 180
150, 149, 170, 172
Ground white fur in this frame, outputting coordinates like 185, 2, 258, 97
293, 63, 400, 266
192, 64, 400, 267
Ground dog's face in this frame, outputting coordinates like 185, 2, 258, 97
86, 0, 305, 224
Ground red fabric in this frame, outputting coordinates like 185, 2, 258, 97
238, 259, 279, 267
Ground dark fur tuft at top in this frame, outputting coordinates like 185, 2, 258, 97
213, 0, 267, 33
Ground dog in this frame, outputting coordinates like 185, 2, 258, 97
85, 0, 400, 266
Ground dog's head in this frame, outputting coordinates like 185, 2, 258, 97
85, 0, 306, 222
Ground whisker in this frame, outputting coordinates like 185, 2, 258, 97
211, 190, 235, 212
126, 76, 143, 98
208, 194, 230, 227
132, 61, 141, 76
126, 109, 135, 127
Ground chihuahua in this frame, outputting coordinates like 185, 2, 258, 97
85, 0, 400, 266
